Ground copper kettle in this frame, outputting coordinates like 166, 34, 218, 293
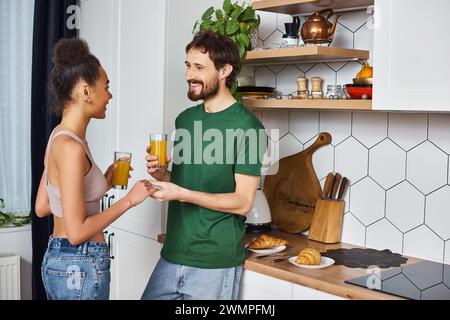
301, 9, 341, 44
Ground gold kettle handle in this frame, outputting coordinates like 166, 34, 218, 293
318, 8, 334, 20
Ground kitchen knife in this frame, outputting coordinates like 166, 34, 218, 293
254, 251, 290, 260
329, 172, 342, 200
322, 172, 335, 199
337, 177, 349, 201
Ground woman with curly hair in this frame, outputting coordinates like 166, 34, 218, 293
35, 38, 156, 300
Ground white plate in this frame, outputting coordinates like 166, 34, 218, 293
246, 244, 287, 255
288, 256, 335, 269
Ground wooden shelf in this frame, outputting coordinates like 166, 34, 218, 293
252, 0, 374, 15
242, 46, 369, 64
242, 98, 372, 110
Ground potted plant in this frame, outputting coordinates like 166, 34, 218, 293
0, 199, 31, 228
193, 0, 260, 93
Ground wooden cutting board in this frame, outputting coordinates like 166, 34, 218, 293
263, 132, 332, 233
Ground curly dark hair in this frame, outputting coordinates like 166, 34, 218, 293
186, 30, 240, 88
50, 38, 101, 115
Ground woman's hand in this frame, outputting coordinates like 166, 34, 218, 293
104, 162, 133, 190
145, 145, 171, 181
125, 179, 156, 207
150, 181, 188, 202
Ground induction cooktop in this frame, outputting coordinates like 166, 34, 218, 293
345, 261, 450, 300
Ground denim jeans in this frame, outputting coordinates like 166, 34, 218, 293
141, 257, 243, 300
41, 237, 111, 300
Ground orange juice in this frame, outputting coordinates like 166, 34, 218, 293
112, 159, 131, 189
150, 139, 167, 168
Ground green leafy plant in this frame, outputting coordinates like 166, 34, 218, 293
193, 0, 260, 58
193, 0, 260, 94
0, 199, 31, 228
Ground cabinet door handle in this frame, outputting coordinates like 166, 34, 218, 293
108, 195, 115, 209
107, 232, 115, 260
101, 194, 108, 212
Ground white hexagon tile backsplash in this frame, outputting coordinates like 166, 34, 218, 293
252, 10, 450, 263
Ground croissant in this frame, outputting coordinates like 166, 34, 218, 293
295, 248, 321, 265
248, 234, 288, 249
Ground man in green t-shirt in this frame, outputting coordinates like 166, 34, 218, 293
141, 30, 266, 300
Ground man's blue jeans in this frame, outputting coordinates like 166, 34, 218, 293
141, 257, 243, 300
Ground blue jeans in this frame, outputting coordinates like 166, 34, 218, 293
141, 257, 243, 300
41, 237, 111, 300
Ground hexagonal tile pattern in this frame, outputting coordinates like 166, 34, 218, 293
320, 111, 352, 146
352, 112, 388, 148
335, 137, 368, 184
290, 110, 319, 144
305, 63, 337, 90
337, 9, 372, 32
369, 139, 406, 189
303, 135, 334, 180
386, 181, 424, 233
255, 66, 276, 88
261, 110, 289, 141
252, 9, 450, 263
295, 63, 315, 75
278, 133, 303, 159
332, 23, 354, 49
426, 186, 450, 240
336, 61, 362, 86
404, 225, 444, 263
276, 65, 302, 95
263, 29, 284, 47
256, 10, 277, 41
341, 213, 366, 247
429, 113, 450, 154
422, 284, 450, 300
354, 23, 374, 64
445, 241, 450, 265
407, 141, 447, 195
312, 144, 334, 181
366, 219, 403, 253
350, 177, 385, 226
388, 113, 427, 151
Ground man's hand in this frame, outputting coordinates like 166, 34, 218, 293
150, 181, 188, 202
145, 145, 171, 181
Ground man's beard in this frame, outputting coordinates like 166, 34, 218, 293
187, 78, 220, 101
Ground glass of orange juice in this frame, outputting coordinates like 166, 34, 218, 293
149, 134, 167, 168
112, 151, 132, 189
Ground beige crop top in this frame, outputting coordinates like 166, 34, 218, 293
45, 128, 108, 218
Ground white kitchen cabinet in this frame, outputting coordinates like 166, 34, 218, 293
239, 270, 293, 300
292, 283, 347, 300
106, 226, 162, 300
80, 0, 166, 239
373, 0, 450, 111
239, 269, 347, 300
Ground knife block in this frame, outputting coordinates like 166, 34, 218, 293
308, 199, 345, 244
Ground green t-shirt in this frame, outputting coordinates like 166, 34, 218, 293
161, 101, 267, 268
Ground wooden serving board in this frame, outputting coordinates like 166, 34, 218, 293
263, 132, 332, 233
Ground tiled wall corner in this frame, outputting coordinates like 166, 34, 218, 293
253, 10, 450, 263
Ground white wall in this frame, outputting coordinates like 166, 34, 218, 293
80, 0, 166, 239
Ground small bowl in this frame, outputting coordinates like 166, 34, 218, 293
353, 77, 373, 85
347, 86, 372, 99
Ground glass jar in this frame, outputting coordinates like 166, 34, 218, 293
340, 85, 351, 100
326, 85, 338, 99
